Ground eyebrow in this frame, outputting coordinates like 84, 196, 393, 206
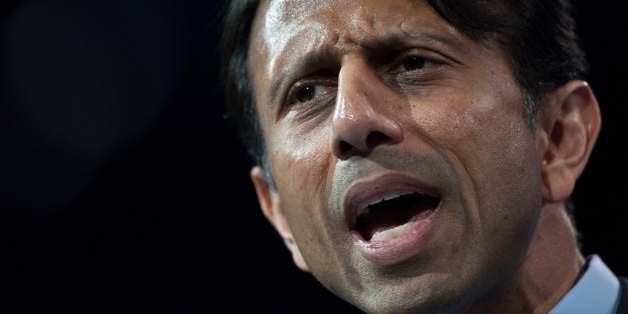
267, 30, 464, 108
368, 30, 463, 55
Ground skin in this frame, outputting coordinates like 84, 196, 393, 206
246, 0, 602, 313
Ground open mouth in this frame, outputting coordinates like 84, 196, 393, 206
354, 193, 440, 242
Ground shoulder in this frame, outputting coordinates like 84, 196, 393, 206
618, 278, 628, 314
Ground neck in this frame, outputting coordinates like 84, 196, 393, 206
468, 202, 585, 314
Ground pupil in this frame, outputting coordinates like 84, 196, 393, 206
403, 56, 426, 71
296, 85, 315, 102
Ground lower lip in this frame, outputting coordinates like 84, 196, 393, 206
353, 208, 438, 266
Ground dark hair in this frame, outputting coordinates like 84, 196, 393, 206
221, 0, 589, 165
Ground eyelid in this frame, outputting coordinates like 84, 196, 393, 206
388, 49, 448, 73
286, 78, 337, 106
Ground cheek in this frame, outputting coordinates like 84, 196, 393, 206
412, 87, 544, 290
268, 125, 333, 199
266, 126, 350, 284
411, 75, 533, 179
450, 91, 540, 202
411, 82, 543, 234
265, 125, 337, 252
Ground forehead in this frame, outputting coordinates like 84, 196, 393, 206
258, 0, 430, 31
248, 0, 460, 104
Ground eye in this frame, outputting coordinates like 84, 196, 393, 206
289, 82, 336, 105
399, 55, 427, 72
295, 84, 317, 103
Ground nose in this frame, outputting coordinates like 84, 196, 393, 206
331, 60, 403, 160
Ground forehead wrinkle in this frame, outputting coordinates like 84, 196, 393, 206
259, 0, 386, 71
258, 0, 427, 67
268, 22, 333, 78
258, 0, 340, 80
254, 0, 466, 108
269, 0, 350, 20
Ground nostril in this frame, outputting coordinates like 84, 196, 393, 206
336, 131, 393, 160
366, 131, 390, 150
337, 141, 354, 158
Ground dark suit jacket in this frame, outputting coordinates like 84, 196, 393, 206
618, 278, 628, 314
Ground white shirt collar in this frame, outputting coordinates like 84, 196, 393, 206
550, 255, 621, 314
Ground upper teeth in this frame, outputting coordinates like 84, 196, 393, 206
356, 192, 414, 217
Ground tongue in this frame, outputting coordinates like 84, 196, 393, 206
370, 220, 416, 241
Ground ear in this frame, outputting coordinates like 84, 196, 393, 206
537, 81, 601, 203
250, 166, 309, 272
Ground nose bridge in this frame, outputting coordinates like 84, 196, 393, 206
337, 59, 376, 111
335, 60, 377, 134
331, 58, 403, 160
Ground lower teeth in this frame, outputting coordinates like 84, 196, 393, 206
370, 221, 414, 241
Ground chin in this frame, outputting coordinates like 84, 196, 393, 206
344, 272, 477, 314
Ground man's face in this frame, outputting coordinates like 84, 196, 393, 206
248, 0, 545, 312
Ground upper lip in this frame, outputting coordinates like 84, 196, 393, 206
342, 172, 441, 230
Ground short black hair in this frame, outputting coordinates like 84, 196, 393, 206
221, 0, 589, 166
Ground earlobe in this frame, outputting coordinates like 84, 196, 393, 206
538, 81, 601, 203
250, 166, 310, 272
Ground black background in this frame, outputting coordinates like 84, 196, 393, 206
2, 1, 626, 312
